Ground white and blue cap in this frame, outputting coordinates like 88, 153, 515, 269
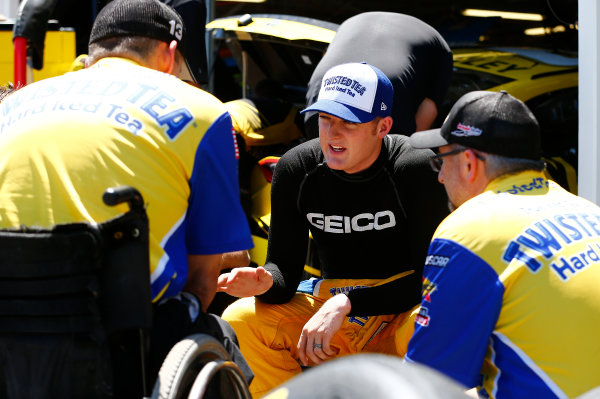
301, 62, 393, 123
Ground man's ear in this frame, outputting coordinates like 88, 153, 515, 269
463, 149, 483, 183
165, 40, 178, 75
155, 40, 178, 75
377, 116, 393, 138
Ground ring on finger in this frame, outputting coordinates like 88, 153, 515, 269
313, 343, 322, 349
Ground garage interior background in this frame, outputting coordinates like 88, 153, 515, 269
0, 1, 579, 55
216, 0, 578, 51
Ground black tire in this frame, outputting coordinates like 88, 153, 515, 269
151, 334, 230, 399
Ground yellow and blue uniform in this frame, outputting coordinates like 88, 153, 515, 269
0, 57, 253, 301
406, 171, 600, 398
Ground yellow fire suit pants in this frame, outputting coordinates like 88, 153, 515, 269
222, 276, 418, 398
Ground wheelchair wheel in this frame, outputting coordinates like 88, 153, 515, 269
188, 359, 251, 399
151, 334, 250, 399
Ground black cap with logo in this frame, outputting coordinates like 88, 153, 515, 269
409, 90, 542, 160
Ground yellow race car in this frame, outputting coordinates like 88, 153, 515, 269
446, 47, 578, 193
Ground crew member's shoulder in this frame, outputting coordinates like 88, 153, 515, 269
432, 203, 487, 251
385, 134, 435, 165
434, 191, 517, 245
277, 138, 322, 172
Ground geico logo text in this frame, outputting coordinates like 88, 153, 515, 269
306, 211, 396, 233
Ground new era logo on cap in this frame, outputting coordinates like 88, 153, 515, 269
301, 62, 393, 124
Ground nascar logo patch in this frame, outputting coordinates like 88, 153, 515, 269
425, 255, 449, 267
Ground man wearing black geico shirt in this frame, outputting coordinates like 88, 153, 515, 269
217, 62, 449, 397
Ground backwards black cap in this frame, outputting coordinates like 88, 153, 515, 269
89, 0, 186, 56
410, 90, 542, 160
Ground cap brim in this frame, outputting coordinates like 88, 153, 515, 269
408, 128, 449, 149
301, 99, 374, 123
179, 58, 197, 83
172, 0, 208, 84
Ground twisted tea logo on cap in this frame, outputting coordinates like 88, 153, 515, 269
300, 62, 393, 124
409, 90, 542, 160
89, 0, 185, 52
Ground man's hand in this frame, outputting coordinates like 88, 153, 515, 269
297, 293, 351, 366
217, 266, 273, 297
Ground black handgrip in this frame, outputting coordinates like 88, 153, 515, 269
102, 186, 144, 211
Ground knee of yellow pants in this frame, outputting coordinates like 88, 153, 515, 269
222, 297, 289, 348
222, 297, 306, 397
222, 297, 273, 359
222, 296, 257, 334
222, 294, 319, 349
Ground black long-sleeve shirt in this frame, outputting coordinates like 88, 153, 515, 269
258, 135, 448, 316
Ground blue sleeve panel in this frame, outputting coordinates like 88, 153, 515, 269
406, 238, 504, 389
490, 332, 564, 398
154, 219, 188, 299
186, 112, 253, 254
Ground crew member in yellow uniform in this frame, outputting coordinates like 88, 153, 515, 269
407, 90, 600, 398
0, 0, 253, 382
